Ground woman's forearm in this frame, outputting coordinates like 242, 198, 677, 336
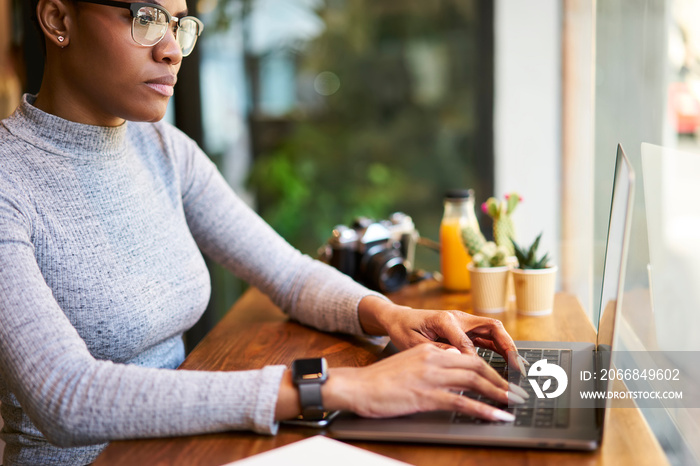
357, 295, 406, 336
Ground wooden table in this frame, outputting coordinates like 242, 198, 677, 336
95, 279, 668, 466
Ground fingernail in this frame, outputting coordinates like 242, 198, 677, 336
509, 382, 530, 399
517, 357, 527, 376
519, 355, 531, 366
507, 390, 526, 404
445, 347, 461, 355
491, 409, 516, 422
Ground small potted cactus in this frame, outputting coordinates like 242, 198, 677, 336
482, 192, 522, 256
481, 193, 522, 300
463, 233, 511, 313
510, 233, 558, 316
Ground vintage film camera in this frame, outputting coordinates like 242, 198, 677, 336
319, 212, 419, 293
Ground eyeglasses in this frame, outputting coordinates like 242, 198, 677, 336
74, 0, 204, 57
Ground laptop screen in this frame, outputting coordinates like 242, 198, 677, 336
596, 144, 635, 353
590, 144, 635, 433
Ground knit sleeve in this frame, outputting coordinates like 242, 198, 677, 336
0, 178, 289, 445
164, 126, 389, 335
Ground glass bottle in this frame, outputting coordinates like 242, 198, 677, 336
440, 189, 479, 291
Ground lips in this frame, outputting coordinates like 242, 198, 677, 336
145, 75, 177, 97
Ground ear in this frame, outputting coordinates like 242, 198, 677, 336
35, 0, 74, 48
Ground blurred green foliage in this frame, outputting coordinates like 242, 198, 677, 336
219, 0, 493, 270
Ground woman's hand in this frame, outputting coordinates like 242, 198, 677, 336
358, 296, 525, 375
275, 298, 529, 423
321, 344, 522, 421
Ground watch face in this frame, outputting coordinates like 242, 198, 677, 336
293, 358, 327, 383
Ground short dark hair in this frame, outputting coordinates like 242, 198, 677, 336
29, 0, 40, 28
27, 0, 45, 54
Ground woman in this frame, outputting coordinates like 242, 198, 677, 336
0, 0, 526, 464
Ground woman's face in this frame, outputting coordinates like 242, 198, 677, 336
59, 0, 188, 125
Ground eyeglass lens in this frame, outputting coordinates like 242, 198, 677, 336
132, 5, 201, 56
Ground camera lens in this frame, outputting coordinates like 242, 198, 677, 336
362, 245, 408, 293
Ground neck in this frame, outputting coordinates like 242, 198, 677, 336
34, 54, 126, 127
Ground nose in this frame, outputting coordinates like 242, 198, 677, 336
152, 20, 182, 65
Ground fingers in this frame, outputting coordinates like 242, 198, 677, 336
349, 344, 523, 420
406, 345, 521, 415
432, 340, 476, 355
425, 312, 478, 354
405, 344, 509, 397
425, 311, 518, 362
468, 338, 526, 376
436, 364, 509, 404
464, 316, 519, 360
468, 323, 526, 376
470, 337, 497, 353
435, 347, 509, 392
431, 389, 516, 423
387, 308, 525, 384
435, 348, 533, 409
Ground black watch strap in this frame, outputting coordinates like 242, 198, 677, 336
298, 382, 325, 420
292, 358, 328, 421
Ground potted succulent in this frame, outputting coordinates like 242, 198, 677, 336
463, 227, 511, 313
510, 233, 557, 316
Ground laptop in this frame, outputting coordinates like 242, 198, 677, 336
330, 144, 635, 450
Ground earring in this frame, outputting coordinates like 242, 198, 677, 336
58, 36, 65, 42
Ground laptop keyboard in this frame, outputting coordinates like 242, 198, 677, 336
452, 347, 571, 428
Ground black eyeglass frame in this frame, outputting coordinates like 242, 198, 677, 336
74, 0, 204, 56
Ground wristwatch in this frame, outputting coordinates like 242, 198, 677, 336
292, 358, 328, 420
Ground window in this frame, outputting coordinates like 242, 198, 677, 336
595, 1, 700, 463
199, 0, 495, 267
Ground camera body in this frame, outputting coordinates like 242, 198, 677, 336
320, 212, 418, 293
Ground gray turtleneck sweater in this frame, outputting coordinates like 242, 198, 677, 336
0, 95, 382, 465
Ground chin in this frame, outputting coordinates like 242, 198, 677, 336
145, 113, 167, 123
124, 104, 169, 123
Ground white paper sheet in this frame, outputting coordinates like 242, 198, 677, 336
223, 435, 412, 466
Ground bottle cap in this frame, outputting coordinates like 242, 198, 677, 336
444, 188, 474, 200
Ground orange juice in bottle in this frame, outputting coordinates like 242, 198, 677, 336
440, 189, 479, 291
